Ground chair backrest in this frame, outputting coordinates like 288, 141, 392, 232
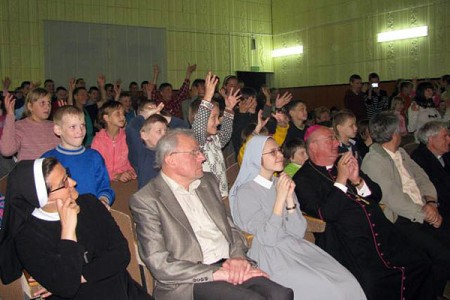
0, 175, 8, 195
111, 209, 140, 282
225, 153, 237, 168
403, 142, 419, 156
110, 179, 138, 217
226, 163, 240, 189
0, 278, 23, 300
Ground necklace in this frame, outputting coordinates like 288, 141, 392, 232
307, 161, 370, 205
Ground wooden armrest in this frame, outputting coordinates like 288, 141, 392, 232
304, 214, 326, 233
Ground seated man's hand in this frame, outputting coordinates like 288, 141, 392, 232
422, 203, 441, 227
28, 277, 52, 299
221, 257, 251, 285
242, 267, 269, 282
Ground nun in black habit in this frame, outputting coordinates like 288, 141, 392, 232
0, 158, 153, 300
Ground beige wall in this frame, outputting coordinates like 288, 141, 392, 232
272, 0, 450, 87
0, 0, 274, 88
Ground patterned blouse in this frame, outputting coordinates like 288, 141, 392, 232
192, 100, 234, 197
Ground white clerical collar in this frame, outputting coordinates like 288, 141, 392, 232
32, 208, 60, 221
253, 175, 273, 189
326, 165, 334, 170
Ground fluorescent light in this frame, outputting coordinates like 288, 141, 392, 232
272, 46, 303, 57
377, 26, 428, 42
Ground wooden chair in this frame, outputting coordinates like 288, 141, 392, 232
225, 153, 237, 168
0, 278, 23, 300
0, 174, 8, 195
111, 209, 153, 295
226, 163, 240, 189
110, 179, 138, 218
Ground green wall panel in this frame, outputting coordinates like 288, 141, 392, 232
0, 0, 273, 88
272, 0, 450, 87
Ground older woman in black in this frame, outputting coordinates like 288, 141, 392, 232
0, 158, 153, 299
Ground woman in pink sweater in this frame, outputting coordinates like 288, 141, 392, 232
92, 101, 136, 182
0, 89, 59, 160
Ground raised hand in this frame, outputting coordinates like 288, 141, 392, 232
2, 77, 11, 90
153, 64, 160, 75
186, 63, 197, 76
4, 93, 16, 116
140, 102, 164, 119
255, 110, 270, 134
97, 74, 106, 88
113, 82, 121, 97
204, 72, 218, 102
272, 111, 289, 127
68, 78, 76, 91
225, 87, 241, 110
275, 91, 292, 109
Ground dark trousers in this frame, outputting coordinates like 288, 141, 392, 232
395, 216, 450, 296
193, 276, 293, 300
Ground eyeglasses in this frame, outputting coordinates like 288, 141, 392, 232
170, 148, 204, 157
262, 147, 283, 157
48, 169, 71, 194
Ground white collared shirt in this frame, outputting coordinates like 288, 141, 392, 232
383, 147, 423, 206
161, 172, 230, 264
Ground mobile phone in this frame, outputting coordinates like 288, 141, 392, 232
371, 83, 378, 88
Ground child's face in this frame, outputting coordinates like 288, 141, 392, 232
89, 90, 100, 102
29, 95, 51, 121
350, 79, 362, 92
141, 122, 167, 148
337, 117, 357, 139
207, 106, 220, 135
289, 103, 308, 122
56, 89, 67, 101
55, 114, 86, 150
120, 96, 132, 110
105, 108, 126, 129
160, 86, 173, 101
395, 102, 404, 112
291, 147, 308, 166
75, 89, 88, 105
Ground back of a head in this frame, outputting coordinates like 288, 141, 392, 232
369, 111, 400, 144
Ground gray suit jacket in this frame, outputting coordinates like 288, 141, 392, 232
361, 143, 436, 223
129, 172, 248, 300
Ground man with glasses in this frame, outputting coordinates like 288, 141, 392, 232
293, 125, 434, 299
130, 128, 293, 300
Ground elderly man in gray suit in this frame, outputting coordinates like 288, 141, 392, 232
130, 128, 293, 300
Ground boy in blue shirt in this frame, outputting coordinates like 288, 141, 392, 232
42, 105, 115, 207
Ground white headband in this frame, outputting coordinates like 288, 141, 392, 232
33, 158, 49, 208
